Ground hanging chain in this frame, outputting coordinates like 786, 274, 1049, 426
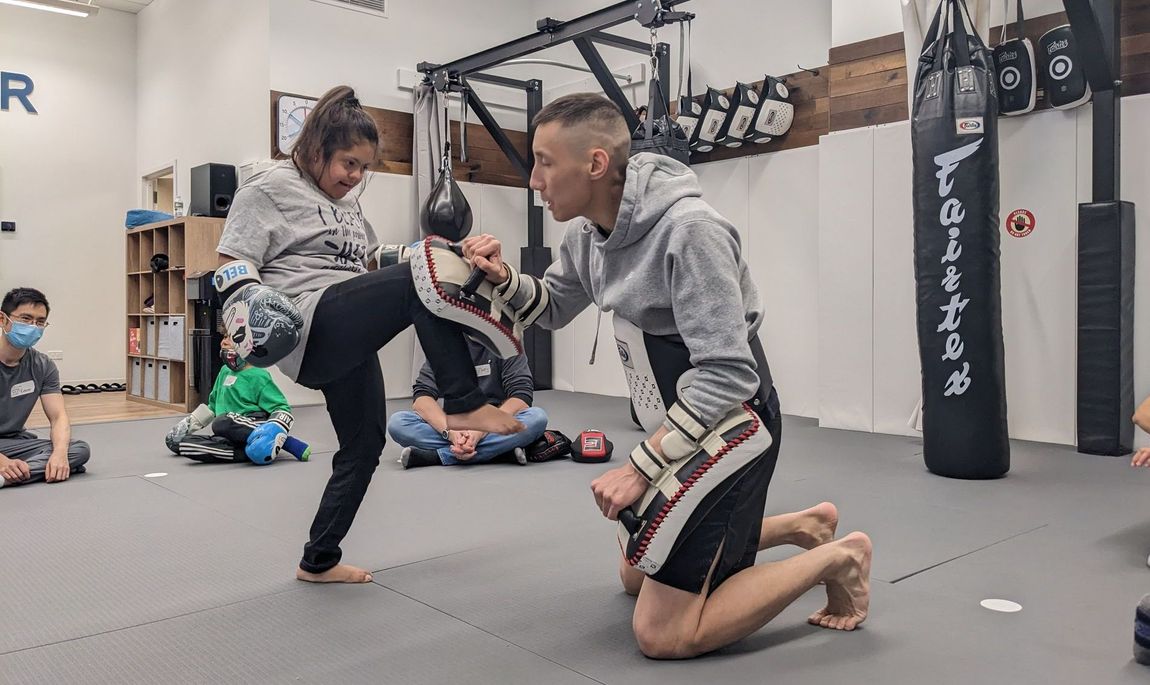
648, 0, 663, 78
650, 27, 659, 79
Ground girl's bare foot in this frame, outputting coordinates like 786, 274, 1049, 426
807, 531, 871, 631
446, 404, 524, 435
296, 564, 373, 584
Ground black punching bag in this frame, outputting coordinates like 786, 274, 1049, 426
420, 141, 473, 241
911, 0, 1009, 479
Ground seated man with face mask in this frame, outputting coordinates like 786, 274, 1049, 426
0, 287, 90, 488
165, 333, 311, 465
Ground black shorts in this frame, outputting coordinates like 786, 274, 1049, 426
649, 397, 782, 595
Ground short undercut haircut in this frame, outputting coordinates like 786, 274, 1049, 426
533, 93, 631, 171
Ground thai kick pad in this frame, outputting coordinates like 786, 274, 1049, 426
993, 0, 1035, 116
525, 429, 573, 463
746, 75, 794, 143
617, 404, 770, 576
1039, 25, 1091, 110
613, 316, 694, 433
408, 235, 524, 358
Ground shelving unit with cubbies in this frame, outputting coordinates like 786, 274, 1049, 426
125, 217, 224, 411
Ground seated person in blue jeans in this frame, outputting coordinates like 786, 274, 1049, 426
0, 287, 90, 488
388, 338, 547, 468
165, 335, 310, 464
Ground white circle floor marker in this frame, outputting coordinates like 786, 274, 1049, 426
980, 599, 1022, 613
144, 472, 168, 478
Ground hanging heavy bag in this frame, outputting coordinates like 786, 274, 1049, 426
911, 0, 1009, 479
419, 141, 474, 241
631, 75, 690, 165
1039, 24, 1091, 110
993, 0, 1036, 116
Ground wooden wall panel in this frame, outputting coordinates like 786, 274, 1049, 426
688, 67, 829, 165
270, 90, 528, 188
827, 4, 1150, 135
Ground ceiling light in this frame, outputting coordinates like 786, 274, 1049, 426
0, 0, 99, 18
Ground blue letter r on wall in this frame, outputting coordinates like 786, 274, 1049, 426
1, 72, 38, 114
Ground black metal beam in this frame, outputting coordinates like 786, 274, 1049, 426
468, 72, 533, 90
574, 37, 642, 131
1062, 0, 1121, 201
419, 0, 692, 79
1062, 0, 1118, 94
526, 78, 544, 247
588, 31, 651, 54
656, 41, 670, 103
465, 89, 531, 182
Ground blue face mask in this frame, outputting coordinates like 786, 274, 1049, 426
3, 318, 44, 349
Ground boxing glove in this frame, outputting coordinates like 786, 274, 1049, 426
214, 260, 303, 368
165, 403, 215, 454
245, 421, 288, 465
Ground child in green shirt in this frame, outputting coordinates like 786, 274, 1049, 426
165, 337, 310, 464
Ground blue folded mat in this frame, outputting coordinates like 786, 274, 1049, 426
125, 209, 174, 228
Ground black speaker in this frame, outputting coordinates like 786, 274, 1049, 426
190, 163, 236, 218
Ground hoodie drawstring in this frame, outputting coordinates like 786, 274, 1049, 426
588, 253, 608, 364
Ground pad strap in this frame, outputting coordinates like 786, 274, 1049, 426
629, 397, 733, 489
374, 243, 414, 269
268, 409, 294, 433
661, 398, 717, 461
495, 263, 550, 328
213, 260, 261, 300
629, 441, 670, 484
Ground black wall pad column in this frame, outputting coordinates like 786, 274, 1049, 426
1077, 201, 1135, 455
521, 246, 553, 390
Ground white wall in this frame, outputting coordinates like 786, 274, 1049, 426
136, 0, 271, 205
832, 0, 1070, 47
817, 129, 875, 431
810, 97, 1150, 448
0, 6, 137, 384
269, 0, 536, 127
531, 0, 830, 106
691, 150, 822, 420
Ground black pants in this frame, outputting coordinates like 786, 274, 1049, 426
177, 412, 267, 463
295, 263, 487, 573
652, 391, 783, 595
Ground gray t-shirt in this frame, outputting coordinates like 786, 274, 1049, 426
217, 160, 379, 381
0, 348, 60, 436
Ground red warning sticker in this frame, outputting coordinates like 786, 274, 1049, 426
1006, 209, 1035, 238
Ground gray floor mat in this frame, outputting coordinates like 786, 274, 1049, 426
151, 445, 620, 572
0, 584, 597, 685
376, 531, 1149, 685
0, 477, 299, 654
3, 390, 1149, 683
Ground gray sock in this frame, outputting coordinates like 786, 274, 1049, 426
1135, 594, 1150, 665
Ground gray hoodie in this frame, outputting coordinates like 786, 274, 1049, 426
539, 152, 765, 426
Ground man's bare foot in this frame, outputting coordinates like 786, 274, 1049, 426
808, 531, 871, 631
296, 564, 373, 584
446, 404, 524, 435
790, 502, 839, 549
